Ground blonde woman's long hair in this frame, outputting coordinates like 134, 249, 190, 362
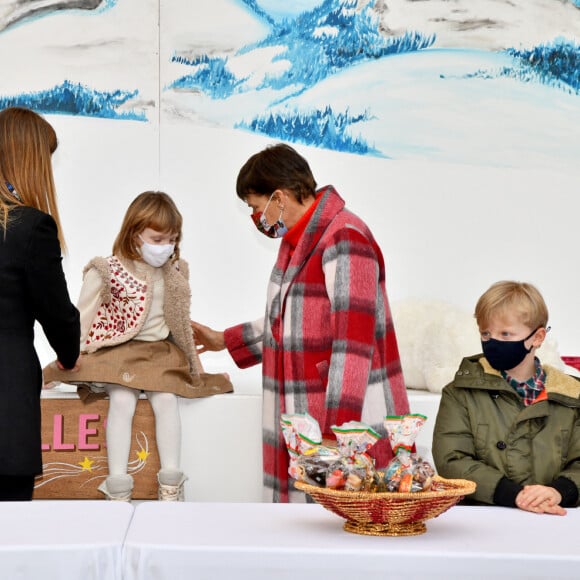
0, 107, 66, 251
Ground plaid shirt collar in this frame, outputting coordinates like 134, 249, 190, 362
501, 357, 546, 406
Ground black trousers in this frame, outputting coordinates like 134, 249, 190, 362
0, 475, 35, 501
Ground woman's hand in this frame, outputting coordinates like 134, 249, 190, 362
56, 358, 80, 372
515, 484, 566, 515
191, 321, 226, 353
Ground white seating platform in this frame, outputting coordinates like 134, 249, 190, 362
179, 388, 440, 502
41, 385, 440, 502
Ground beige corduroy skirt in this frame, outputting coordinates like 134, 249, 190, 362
43, 339, 233, 400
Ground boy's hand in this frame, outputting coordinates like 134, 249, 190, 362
516, 484, 566, 515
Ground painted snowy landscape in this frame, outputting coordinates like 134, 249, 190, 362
4, 1, 580, 504
2, 0, 580, 361
161, 0, 580, 170
0, 0, 155, 121
0, 0, 578, 169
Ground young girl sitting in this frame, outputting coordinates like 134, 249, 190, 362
45, 191, 232, 501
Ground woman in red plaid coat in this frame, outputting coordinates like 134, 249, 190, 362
192, 143, 409, 502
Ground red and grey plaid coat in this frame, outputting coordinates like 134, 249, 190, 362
225, 186, 409, 502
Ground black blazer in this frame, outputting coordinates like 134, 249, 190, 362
0, 205, 80, 476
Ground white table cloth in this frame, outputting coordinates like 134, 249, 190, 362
123, 502, 580, 580
0, 500, 134, 580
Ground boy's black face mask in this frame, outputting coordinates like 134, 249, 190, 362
481, 328, 538, 371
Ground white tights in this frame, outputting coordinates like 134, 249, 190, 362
103, 384, 181, 476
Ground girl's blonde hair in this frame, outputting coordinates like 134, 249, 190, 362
112, 191, 182, 262
475, 280, 549, 330
0, 107, 65, 249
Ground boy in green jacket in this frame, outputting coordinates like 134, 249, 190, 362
433, 281, 580, 515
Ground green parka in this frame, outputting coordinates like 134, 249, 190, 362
433, 355, 580, 506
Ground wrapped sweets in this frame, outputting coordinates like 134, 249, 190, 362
326, 421, 381, 492
280, 413, 340, 486
280, 413, 322, 455
295, 447, 343, 487
382, 414, 435, 493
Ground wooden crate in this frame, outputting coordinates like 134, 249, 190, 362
34, 397, 160, 499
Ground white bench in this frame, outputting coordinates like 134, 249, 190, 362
41, 368, 441, 503
178, 383, 441, 502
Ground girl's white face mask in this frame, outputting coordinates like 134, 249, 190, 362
139, 236, 175, 267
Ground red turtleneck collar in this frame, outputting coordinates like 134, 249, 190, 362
284, 192, 322, 253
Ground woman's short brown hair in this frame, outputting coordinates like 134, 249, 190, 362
236, 143, 317, 204
475, 280, 549, 330
112, 191, 182, 262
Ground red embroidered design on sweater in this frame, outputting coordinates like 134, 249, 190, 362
86, 257, 147, 346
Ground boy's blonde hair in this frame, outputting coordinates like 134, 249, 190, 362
475, 281, 549, 330
112, 191, 182, 262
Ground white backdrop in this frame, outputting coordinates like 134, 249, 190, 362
8, 0, 575, 502
35, 114, 580, 396
14, 0, 576, 395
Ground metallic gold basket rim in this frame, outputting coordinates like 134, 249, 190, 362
295, 475, 476, 500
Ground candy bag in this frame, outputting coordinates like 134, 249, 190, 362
382, 414, 435, 492
281, 413, 340, 485
326, 421, 381, 491
294, 446, 342, 486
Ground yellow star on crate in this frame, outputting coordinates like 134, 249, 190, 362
78, 457, 94, 472
136, 448, 150, 462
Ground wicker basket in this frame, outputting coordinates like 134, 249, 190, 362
295, 475, 476, 536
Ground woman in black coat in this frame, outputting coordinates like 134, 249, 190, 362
0, 107, 80, 501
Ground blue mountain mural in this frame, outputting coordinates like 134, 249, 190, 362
168, 0, 435, 153
167, 0, 580, 158
0, 0, 144, 120
0, 81, 146, 121
0, 0, 577, 165
505, 38, 580, 93
459, 37, 580, 94
236, 106, 381, 156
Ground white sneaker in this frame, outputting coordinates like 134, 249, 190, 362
157, 469, 187, 501
98, 474, 134, 501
